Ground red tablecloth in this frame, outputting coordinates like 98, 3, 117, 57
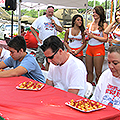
0, 76, 120, 120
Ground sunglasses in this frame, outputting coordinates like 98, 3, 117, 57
47, 48, 59, 59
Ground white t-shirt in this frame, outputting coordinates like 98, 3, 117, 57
47, 54, 87, 97
91, 69, 120, 110
32, 15, 62, 45
0, 48, 10, 62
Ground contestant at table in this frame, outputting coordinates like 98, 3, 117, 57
0, 36, 45, 83
91, 45, 120, 110
40, 35, 87, 97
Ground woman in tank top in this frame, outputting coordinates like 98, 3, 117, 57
85, 6, 108, 86
64, 14, 86, 61
104, 9, 120, 46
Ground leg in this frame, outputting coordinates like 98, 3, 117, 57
85, 54, 94, 83
94, 55, 104, 84
45, 58, 50, 71
36, 46, 45, 69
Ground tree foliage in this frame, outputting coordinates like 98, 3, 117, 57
78, 0, 111, 13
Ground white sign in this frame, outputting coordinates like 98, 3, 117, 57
0, 0, 5, 7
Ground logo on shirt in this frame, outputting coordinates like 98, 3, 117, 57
44, 22, 54, 31
102, 84, 120, 110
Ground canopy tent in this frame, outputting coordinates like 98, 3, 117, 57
21, 0, 88, 9
0, 7, 11, 20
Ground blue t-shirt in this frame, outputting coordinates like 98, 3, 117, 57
4, 54, 45, 83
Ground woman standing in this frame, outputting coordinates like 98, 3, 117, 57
64, 14, 86, 61
85, 6, 108, 85
104, 9, 120, 46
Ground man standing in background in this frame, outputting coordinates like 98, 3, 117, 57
30, 6, 63, 70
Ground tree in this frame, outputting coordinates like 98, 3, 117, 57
78, 0, 101, 13
88, 0, 101, 7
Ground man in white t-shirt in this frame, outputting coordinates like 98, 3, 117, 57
30, 6, 63, 70
40, 35, 87, 96
91, 45, 120, 110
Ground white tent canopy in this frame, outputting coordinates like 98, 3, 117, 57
22, 0, 88, 9
20, 2, 78, 10
18, 0, 88, 34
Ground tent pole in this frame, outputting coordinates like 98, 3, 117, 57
18, 0, 21, 35
85, 0, 88, 28
11, 10, 13, 38
110, 0, 113, 23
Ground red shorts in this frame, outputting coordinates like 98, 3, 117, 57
86, 44, 105, 57
67, 47, 83, 57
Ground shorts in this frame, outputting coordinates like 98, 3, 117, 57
36, 46, 45, 64
67, 47, 83, 57
86, 44, 105, 57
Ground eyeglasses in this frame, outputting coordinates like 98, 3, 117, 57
47, 48, 59, 59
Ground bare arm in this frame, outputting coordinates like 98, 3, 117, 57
46, 79, 54, 86
0, 61, 8, 69
0, 66, 27, 77
104, 20, 118, 34
30, 26, 42, 44
51, 19, 63, 32
64, 29, 73, 54
68, 89, 79, 95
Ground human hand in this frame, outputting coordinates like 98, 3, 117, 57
89, 32, 93, 39
72, 50, 78, 56
84, 28, 89, 35
108, 39, 113, 46
69, 49, 73, 54
50, 18, 55, 24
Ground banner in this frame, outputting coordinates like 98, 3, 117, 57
0, 0, 5, 7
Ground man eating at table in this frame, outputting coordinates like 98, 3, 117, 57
0, 36, 45, 83
40, 35, 87, 96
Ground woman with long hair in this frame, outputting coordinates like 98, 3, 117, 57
85, 6, 108, 86
64, 14, 86, 61
104, 9, 120, 46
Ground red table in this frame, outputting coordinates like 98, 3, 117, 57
0, 76, 120, 120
